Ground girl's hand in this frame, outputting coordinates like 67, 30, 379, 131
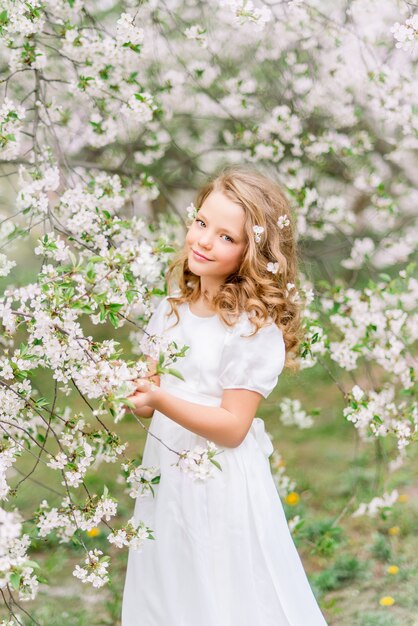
124, 378, 159, 412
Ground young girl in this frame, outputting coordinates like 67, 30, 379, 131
121, 166, 328, 625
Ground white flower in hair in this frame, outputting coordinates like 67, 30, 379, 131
277, 215, 290, 229
186, 202, 198, 221
267, 262, 279, 274
285, 282, 301, 303
253, 225, 264, 243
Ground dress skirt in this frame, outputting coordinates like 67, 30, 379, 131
121, 383, 328, 626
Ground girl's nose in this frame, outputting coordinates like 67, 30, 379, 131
198, 233, 212, 247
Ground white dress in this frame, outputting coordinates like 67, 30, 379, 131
122, 296, 328, 626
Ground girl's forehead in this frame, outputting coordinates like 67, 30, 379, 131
200, 190, 245, 220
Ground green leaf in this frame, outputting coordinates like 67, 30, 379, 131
378, 273, 391, 282
108, 312, 120, 328
210, 459, 222, 471
10, 572, 20, 590
120, 398, 135, 409
107, 303, 123, 312
35, 397, 50, 407
165, 368, 185, 381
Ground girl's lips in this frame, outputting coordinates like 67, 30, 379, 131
192, 249, 213, 261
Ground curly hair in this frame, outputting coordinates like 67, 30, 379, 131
165, 164, 304, 371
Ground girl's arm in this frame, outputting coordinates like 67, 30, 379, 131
131, 382, 262, 448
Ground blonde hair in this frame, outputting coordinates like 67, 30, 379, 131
165, 164, 304, 371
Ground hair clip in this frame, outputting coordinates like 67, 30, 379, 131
277, 215, 290, 229
253, 225, 264, 243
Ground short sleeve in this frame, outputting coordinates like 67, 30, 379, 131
139, 296, 171, 358
219, 316, 285, 399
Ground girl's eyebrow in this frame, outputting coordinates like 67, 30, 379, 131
197, 211, 240, 239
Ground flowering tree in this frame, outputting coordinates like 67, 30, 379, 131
0, 0, 417, 622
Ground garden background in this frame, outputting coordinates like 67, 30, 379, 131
0, 1, 417, 625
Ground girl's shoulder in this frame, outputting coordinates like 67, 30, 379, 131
220, 310, 286, 399
232, 309, 282, 339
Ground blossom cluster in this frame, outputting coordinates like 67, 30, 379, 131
73, 549, 109, 588
108, 517, 154, 551
352, 489, 399, 519
35, 490, 118, 540
219, 0, 272, 30
277, 398, 314, 430
122, 463, 161, 499
391, 15, 418, 53
0, 99, 26, 161
0, 508, 39, 601
174, 441, 223, 481
270, 450, 297, 498
344, 384, 417, 451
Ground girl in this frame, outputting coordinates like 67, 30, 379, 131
121, 166, 328, 625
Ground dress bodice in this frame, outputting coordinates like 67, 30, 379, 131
140, 295, 286, 405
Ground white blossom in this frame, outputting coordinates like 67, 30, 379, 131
352, 489, 399, 518
73, 549, 109, 588
107, 517, 153, 551
185, 201, 199, 222
277, 215, 290, 229
0, 98, 26, 160
391, 15, 418, 54
252, 225, 264, 243
267, 261, 279, 274
174, 441, 222, 481
0, 254, 16, 278
184, 25, 208, 48
278, 398, 314, 429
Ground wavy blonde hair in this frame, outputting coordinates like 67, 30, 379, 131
165, 165, 304, 371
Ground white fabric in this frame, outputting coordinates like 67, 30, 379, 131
122, 296, 328, 626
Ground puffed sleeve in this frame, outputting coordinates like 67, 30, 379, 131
219, 315, 286, 399
139, 296, 171, 359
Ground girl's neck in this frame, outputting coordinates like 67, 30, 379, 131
192, 292, 216, 315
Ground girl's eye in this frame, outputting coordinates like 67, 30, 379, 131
195, 219, 233, 242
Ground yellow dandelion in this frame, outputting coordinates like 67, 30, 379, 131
379, 596, 395, 607
87, 527, 100, 537
274, 458, 286, 468
387, 565, 399, 575
397, 494, 408, 503
388, 526, 400, 536
285, 492, 300, 506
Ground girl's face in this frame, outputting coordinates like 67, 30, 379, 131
185, 190, 247, 284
